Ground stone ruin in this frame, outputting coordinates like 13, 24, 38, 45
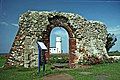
6, 11, 109, 68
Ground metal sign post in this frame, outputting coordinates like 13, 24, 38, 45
37, 44, 41, 75
37, 42, 47, 76
42, 51, 46, 74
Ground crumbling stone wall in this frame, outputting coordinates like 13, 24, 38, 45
7, 11, 108, 68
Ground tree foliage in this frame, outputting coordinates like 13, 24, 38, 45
105, 33, 117, 52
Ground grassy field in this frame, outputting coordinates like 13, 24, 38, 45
0, 56, 6, 67
0, 56, 120, 80
108, 51, 120, 56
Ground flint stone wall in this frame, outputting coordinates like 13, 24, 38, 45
7, 11, 108, 68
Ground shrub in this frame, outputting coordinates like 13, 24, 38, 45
48, 54, 69, 64
78, 54, 103, 65
78, 53, 120, 65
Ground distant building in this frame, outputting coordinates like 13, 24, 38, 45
50, 36, 62, 54
50, 47, 57, 53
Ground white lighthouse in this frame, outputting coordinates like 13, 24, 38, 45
50, 36, 62, 54
56, 36, 62, 53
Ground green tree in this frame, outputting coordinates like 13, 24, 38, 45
105, 33, 117, 52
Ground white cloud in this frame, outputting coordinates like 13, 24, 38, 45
0, 22, 9, 26
11, 23, 18, 27
0, 22, 18, 27
107, 25, 120, 51
107, 25, 120, 35
52, 27, 69, 37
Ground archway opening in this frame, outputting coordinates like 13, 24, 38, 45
41, 15, 77, 68
50, 27, 69, 54
49, 27, 69, 64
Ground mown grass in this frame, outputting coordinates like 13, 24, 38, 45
0, 56, 120, 80
108, 51, 120, 56
0, 56, 6, 67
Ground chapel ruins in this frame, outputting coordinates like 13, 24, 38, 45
6, 11, 109, 68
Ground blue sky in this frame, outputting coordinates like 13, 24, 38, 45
0, 0, 120, 53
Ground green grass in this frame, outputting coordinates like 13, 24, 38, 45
0, 56, 120, 80
0, 56, 6, 67
108, 51, 120, 56
48, 54, 69, 63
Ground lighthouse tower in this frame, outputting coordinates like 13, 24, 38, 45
56, 36, 62, 53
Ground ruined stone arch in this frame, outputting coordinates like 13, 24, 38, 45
7, 11, 108, 68
40, 15, 77, 67
41, 16, 75, 50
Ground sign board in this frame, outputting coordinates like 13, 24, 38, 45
37, 41, 47, 76
37, 42, 47, 50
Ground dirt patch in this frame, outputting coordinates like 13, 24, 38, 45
95, 74, 109, 80
79, 65, 92, 69
79, 72, 92, 75
43, 73, 74, 80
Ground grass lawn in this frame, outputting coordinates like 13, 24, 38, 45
0, 56, 120, 80
0, 56, 6, 67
